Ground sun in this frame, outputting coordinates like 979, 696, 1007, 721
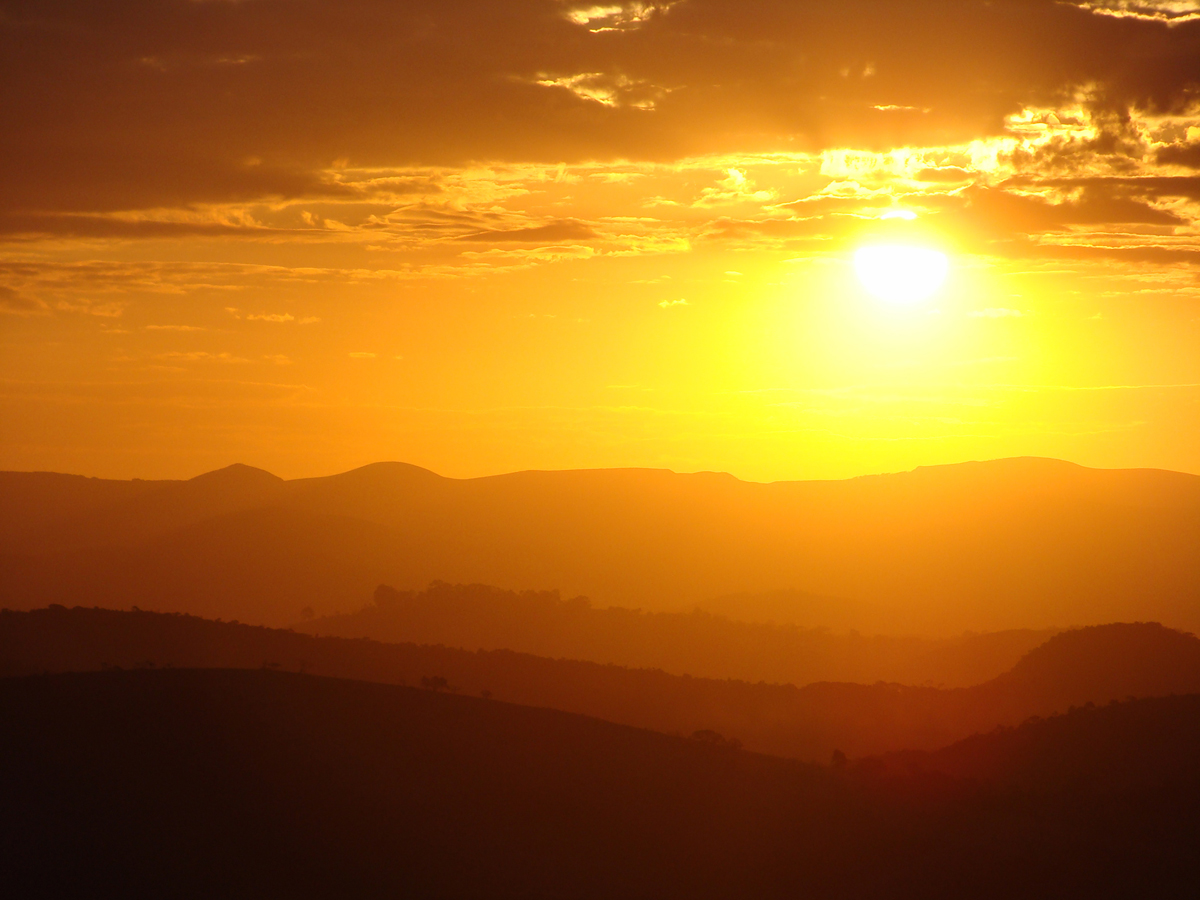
854, 244, 949, 304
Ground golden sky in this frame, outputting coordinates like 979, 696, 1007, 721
3, 0, 1200, 481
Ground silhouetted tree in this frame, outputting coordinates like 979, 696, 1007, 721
691, 729, 740, 749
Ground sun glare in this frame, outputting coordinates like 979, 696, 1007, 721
854, 244, 949, 304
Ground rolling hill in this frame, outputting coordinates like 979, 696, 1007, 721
6, 605, 1200, 761
302, 582, 1056, 688
3, 457, 1200, 634
3, 668, 1198, 899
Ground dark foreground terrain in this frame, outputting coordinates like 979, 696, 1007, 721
3, 669, 1199, 899
5, 605, 1200, 760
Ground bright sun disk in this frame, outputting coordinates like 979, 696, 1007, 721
854, 244, 949, 304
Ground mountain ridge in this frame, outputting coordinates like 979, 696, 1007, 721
4, 456, 1199, 633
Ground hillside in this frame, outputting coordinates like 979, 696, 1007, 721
878, 693, 1200, 792
6, 606, 1200, 760
2, 668, 1198, 899
3, 457, 1200, 633
302, 583, 1055, 688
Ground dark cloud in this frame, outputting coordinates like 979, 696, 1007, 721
1155, 143, 1200, 168
1008, 175, 1200, 202
1029, 243, 1200, 266
2, 0, 1198, 216
0, 213, 283, 239
917, 184, 1186, 249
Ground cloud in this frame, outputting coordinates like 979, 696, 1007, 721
1156, 143, 1200, 168
460, 245, 597, 262
0, 213, 277, 240
6, 0, 1198, 220
693, 168, 776, 208
916, 166, 974, 182
55, 300, 126, 318
1015, 174, 1200, 196
532, 72, 669, 110
658, 298, 689, 307
0, 285, 42, 313
1, 0, 1198, 291
932, 184, 1188, 245
154, 351, 250, 364
1069, 1, 1200, 24
458, 220, 598, 243
562, 3, 677, 32
349, 351, 377, 359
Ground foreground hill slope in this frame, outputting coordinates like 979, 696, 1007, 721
2, 668, 1198, 899
881, 692, 1200, 791
6, 606, 1200, 760
3, 457, 1200, 632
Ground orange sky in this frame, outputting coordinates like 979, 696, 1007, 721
3, 0, 1200, 481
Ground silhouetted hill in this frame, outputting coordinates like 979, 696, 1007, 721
2, 457, 1200, 633
304, 582, 1055, 688
3, 668, 1198, 899
876, 692, 1200, 793
0, 470, 171, 547
988, 621, 1200, 708
44, 463, 286, 550
6, 607, 1200, 761
1, 508, 400, 622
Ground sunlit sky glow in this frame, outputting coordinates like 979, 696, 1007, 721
2, 0, 1200, 481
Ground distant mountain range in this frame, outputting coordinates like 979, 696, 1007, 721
4, 668, 1198, 899
3, 456, 1199, 634
7, 606, 1200, 761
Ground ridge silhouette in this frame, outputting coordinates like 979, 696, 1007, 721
6, 605, 1200, 760
3, 456, 1200, 633
990, 621, 1200, 703
875, 692, 1200, 792
303, 582, 1055, 687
